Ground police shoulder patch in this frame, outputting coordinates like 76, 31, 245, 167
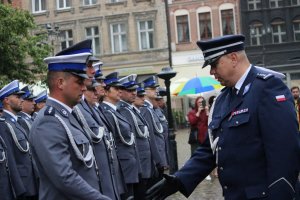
44, 106, 55, 116
256, 73, 274, 80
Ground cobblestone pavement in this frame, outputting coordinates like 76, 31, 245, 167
166, 128, 223, 200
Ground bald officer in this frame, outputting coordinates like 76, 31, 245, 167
146, 35, 300, 200
29, 40, 111, 200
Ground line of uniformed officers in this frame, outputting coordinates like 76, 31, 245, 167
0, 39, 170, 200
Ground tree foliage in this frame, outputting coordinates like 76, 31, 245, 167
0, 4, 51, 87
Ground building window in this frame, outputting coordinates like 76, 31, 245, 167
83, 0, 97, 5
198, 12, 212, 40
111, 23, 127, 53
269, 0, 283, 8
221, 9, 235, 35
138, 20, 154, 50
176, 15, 190, 43
291, 0, 300, 5
60, 30, 73, 50
32, 0, 46, 13
86, 27, 100, 55
293, 17, 300, 41
57, 0, 71, 9
271, 19, 286, 43
248, 0, 261, 10
250, 22, 263, 46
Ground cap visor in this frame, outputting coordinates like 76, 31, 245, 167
71, 72, 89, 79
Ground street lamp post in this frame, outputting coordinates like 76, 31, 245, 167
157, 67, 178, 174
45, 23, 60, 56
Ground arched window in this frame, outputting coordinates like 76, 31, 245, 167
174, 9, 190, 43
219, 3, 236, 35
293, 16, 300, 41
197, 7, 212, 40
271, 18, 287, 43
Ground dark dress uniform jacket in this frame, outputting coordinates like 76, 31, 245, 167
140, 101, 167, 167
100, 102, 139, 184
29, 99, 110, 200
76, 99, 123, 200
175, 66, 300, 200
0, 111, 37, 197
117, 100, 152, 179
154, 108, 169, 166
17, 111, 33, 135
0, 134, 14, 200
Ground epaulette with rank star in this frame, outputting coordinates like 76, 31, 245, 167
256, 73, 274, 80
44, 106, 55, 116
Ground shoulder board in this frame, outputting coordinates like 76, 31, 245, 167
0, 118, 5, 122
44, 106, 55, 116
256, 73, 274, 80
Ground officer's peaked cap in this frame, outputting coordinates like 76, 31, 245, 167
21, 86, 36, 100
119, 74, 138, 90
0, 80, 25, 101
142, 76, 159, 88
197, 34, 245, 68
34, 90, 47, 103
104, 72, 121, 87
93, 62, 104, 80
44, 39, 93, 79
136, 83, 146, 96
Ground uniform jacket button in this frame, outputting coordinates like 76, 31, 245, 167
224, 185, 228, 190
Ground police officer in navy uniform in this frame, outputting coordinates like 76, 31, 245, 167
18, 86, 36, 134
154, 91, 169, 169
93, 65, 127, 197
0, 80, 38, 200
32, 90, 47, 120
140, 77, 168, 181
146, 35, 300, 200
74, 79, 125, 200
117, 75, 153, 199
0, 134, 14, 200
29, 40, 111, 200
100, 72, 140, 200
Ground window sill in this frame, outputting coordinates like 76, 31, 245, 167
54, 7, 74, 16
105, 1, 127, 8
79, 4, 101, 13
32, 10, 49, 17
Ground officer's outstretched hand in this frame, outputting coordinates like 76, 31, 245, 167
145, 174, 182, 200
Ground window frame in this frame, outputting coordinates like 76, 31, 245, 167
83, 0, 97, 6
32, 0, 46, 13
219, 3, 236, 36
86, 26, 101, 55
271, 19, 287, 44
110, 23, 128, 53
57, 0, 71, 10
247, 0, 261, 10
60, 29, 73, 50
174, 10, 190, 44
137, 20, 154, 50
269, 0, 283, 8
293, 17, 300, 41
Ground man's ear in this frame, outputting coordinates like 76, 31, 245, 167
230, 52, 239, 67
57, 77, 65, 90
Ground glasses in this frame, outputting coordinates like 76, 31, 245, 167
210, 55, 222, 68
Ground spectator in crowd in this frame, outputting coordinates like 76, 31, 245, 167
187, 96, 209, 155
291, 86, 300, 130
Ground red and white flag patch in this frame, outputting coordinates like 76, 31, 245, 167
275, 95, 286, 102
